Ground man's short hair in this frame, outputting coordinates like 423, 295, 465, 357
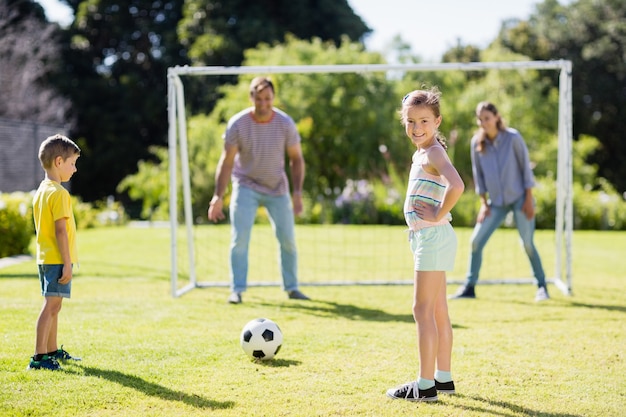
250, 76, 275, 95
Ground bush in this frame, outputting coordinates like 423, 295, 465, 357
0, 191, 129, 259
0, 192, 34, 258
534, 177, 626, 230
534, 178, 558, 230
73, 196, 127, 229
450, 191, 479, 228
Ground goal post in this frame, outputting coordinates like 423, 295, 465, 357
167, 60, 573, 298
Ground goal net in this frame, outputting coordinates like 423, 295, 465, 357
167, 61, 573, 298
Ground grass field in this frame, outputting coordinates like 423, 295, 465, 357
1, 225, 624, 416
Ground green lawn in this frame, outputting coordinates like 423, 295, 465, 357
0, 226, 624, 416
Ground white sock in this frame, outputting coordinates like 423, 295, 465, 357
435, 370, 452, 383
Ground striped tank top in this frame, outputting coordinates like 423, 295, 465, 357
404, 150, 452, 231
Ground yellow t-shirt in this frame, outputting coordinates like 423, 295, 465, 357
32, 179, 78, 264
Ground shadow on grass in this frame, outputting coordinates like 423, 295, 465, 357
451, 394, 583, 417
565, 300, 626, 314
256, 299, 466, 329
248, 358, 301, 367
256, 299, 414, 323
0, 273, 36, 279
487, 295, 626, 315
66, 364, 234, 410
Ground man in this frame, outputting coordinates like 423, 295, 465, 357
208, 76, 310, 304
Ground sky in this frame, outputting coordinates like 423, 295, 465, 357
348, 0, 554, 61
38, 0, 560, 62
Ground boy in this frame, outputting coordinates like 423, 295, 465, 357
28, 134, 82, 370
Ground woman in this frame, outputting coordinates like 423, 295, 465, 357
451, 101, 549, 302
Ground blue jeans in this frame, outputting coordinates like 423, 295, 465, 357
465, 195, 546, 287
229, 183, 299, 293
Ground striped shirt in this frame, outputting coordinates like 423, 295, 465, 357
224, 107, 301, 196
404, 150, 452, 231
470, 127, 535, 206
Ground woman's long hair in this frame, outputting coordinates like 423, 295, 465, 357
475, 101, 505, 153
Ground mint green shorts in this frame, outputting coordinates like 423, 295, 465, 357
409, 223, 457, 271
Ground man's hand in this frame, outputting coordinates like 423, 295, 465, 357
292, 193, 303, 216
208, 196, 225, 222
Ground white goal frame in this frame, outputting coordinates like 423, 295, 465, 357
167, 61, 573, 298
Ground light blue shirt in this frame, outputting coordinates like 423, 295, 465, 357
470, 127, 535, 207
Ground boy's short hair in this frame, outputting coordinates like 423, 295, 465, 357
38, 134, 81, 169
249, 76, 275, 96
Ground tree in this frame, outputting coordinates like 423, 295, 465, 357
178, 0, 370, 67
0, 0, 71, 125
441, 40, 481, 64
497, 0, 626, 193
53, 0, 371, 203
54, 0, 189, 202
121, 36, 405, 220
177, 0, 371, 112
213, 36, 400, 201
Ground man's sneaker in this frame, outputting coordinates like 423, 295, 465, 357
535, 285, 550, 302
449, 284, 476, 299
27, 355, 61, 371
287, 289, 310, 300
435, 379, 456, 394
53, 345, 81, 361
386, 381, 438, 402
228, 292, 242, 304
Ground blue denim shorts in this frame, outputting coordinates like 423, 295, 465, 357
409, 223, 457, 272
38, 264, 72, 298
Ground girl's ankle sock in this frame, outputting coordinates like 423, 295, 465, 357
417, 378, 435, 390
435, 370, 452, 383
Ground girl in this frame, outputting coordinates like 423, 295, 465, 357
387, 89, 464, 402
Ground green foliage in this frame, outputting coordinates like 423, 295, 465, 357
533, 177, 626, 231
498, 0, 626, 194
177, 0, 371, 113
56, 0, 189, 202
0, 189, 130, 257
115, 17, 625, 230
572, 179, 626, 230
117, 147, 170, 221
572, 134, 601, 187
71, 195, 128, 229
225, 36, 402, 201
178, 0, 370, 67
0, 192, 34, 257
532, 133, 626, 230
178, 36, 407, 222
450, 191, 480, 228
533, 177, 558, 230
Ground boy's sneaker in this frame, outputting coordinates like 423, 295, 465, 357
386, 381, 438, 402
435, 379, 456, 394
27, 355, 61, 371
53, 345, 81, 361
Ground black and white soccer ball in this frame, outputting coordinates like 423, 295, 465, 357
240, 318, 283, 360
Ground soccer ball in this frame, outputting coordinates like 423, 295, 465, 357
240, 318, 283, 360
